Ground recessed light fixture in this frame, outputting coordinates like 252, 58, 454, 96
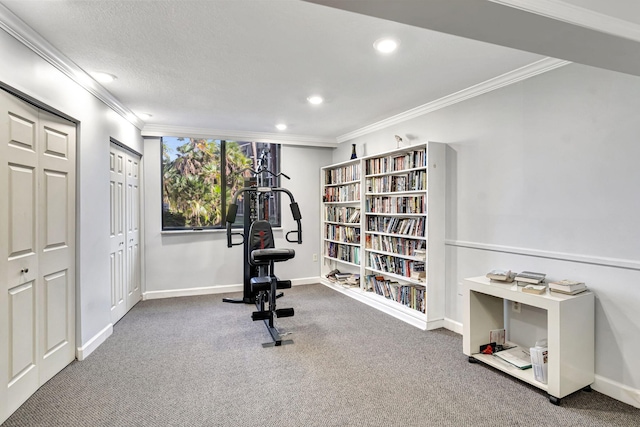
307, 95, 323, 105
276, 123, 287, 131
138, 113, 152, 121
373, 38, 399, 54
91, 71, 117, 84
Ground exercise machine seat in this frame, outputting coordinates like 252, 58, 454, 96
248, 220, 295, 266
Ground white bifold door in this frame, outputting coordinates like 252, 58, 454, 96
109, 143, 141, 324
0, 90, 76, 423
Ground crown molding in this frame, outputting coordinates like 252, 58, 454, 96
489, 0, 640, 43
0, 4, 144, 130
141, 124, 338, 148
337, 57, 570, 143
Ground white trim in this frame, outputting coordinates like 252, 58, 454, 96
593, 375, 640, 409
445, 239, 640, 271
443, 318, 463, 335
76, 323, 113, 361
141, 125, 338, 148
489, 0, 640, 43
142, 278, 319, 301
0, 4, 144, 130
143, 284, 242, 300
337, 58, 570, 143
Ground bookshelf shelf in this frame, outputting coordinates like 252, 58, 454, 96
323, 256, 359, 268
462, 276, 594, 404
325, 239, 360, 247
320, 142, 445, 330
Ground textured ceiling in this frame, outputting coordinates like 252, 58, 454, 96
0, 0, 562, 140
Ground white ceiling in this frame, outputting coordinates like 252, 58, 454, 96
1, 0, 638, 143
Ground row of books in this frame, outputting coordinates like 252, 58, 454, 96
324, 164, 361, 185
365, 234, 425, 257
368, 253, 414, 278
365, 149, 426, 175
365, 195, 425, 214
325, 224, 360, 244
366, 216, 425, 237
365, 170, 426, 193
324, 206, 360, 224
323, 183, 361, 203
365, 275, 426, 313
326, 271, 360, 287
325, 242, 360, 264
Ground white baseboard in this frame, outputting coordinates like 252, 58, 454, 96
143, 278, 320, 301
443, 318, 463, 335
76, 323, 113, 361
290, 277, 321, 286
143, 284, 242, 300
593, 375, 640, 409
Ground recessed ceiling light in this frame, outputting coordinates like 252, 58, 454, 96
91, 71, 117, 84
138, 113, 152, 121
276, 123, 287, 131
373, 38, 399, 54
307, 95, 323, 105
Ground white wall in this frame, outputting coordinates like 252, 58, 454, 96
336, 63, 640, 406
143, 138, 332, 298
0, 29, 143, 351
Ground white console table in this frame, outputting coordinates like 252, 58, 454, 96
463, 276, 594, 405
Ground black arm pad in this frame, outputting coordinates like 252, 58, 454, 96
227, 203, 238, 223
290, 202, 301, 220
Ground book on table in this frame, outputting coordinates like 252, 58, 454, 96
550, 286, 587, 295
486, 269, 516, 282
548, 279, 586, 294
514, 271, 546, 284
521, 284, 547, 295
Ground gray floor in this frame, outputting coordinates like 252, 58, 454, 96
3, 284, 639, 426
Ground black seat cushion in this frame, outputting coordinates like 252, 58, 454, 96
251, 248, 295, 264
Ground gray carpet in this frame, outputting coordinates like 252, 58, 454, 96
3, 284, 639, 426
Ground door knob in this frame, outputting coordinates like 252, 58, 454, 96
21, 268, 29, 274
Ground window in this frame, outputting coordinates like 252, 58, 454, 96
162, 137, 281, 230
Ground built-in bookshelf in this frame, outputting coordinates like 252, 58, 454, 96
320, 142, 445, 330
321, 158, 362, 275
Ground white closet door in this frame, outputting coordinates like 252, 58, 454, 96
109, 144, 127, 323
0, 93, 40, 417
37, 110, 76, 385
110, 144, 141, 324
0, 90, 76, 422
125, 153, 141, 311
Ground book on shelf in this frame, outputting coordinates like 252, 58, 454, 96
486, 269, 516, 283
490, 328, 505, 346
548, 279, 587, 294
521, 284, 547, 295
530, 341, 548, 384
493, 345, 532, 369
514, 271, 546, 285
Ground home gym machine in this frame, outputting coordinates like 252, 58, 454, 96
223, 151, 302, 347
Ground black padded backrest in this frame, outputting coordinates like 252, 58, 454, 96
249, 220, 275, 251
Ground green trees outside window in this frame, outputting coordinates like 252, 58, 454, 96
162, 137, 280, 230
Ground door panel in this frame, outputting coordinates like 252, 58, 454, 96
8, 282, 36, 385
43, 270, 68, 355
1, 95, 40, 416
7, 164, 36, 259
125, 154, 141, 308
109, 145, 126, 322
37, 111, 75, 385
